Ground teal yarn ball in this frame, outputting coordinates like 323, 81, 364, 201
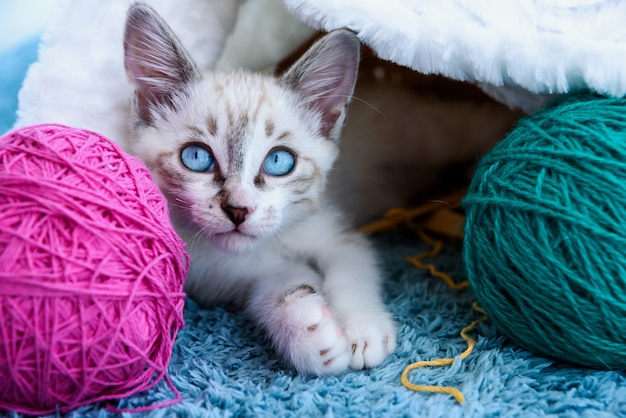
463, 93, 626, 370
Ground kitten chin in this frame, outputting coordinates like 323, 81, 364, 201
205, 230, 258, 253
208, 227, 267, 253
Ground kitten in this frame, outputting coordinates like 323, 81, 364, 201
123, 4, 396, 375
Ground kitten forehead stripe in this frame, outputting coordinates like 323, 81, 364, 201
276, 131, 291, 141
253, 88, 267, 121
225, 100, 235, 128
227, 114, 250, 172
187, 125, 204, 138
206, 115, 218, 136
265, 120, 275, 137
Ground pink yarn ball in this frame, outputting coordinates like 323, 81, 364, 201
0, 124, 188, 415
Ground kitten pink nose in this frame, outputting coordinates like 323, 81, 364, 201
222, 205, 250, 226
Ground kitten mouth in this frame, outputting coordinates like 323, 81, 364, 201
216, 229, 255, 238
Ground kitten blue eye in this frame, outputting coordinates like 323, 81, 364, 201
181, 144, 215, 172
263, 149, 295, 176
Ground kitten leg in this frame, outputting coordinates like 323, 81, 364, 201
247, 265, 351, 376
291, 214, 396, 370
182, 236, 350, 375
320, 234, 397, 370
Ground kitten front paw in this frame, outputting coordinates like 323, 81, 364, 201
278, 287, 350, 376
343, 313, 397, 370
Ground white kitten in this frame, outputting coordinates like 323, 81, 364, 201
123, 4, 396, 375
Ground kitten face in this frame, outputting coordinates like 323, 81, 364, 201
124, 4, 359, 253
131, 74, 339, 253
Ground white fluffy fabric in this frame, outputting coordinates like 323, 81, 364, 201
14, 0, 242, 147
284, 0, 626, 112
16, 0, 626, 131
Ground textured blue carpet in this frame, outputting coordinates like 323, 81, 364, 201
3, 231, 626, 417
1, 40, 625, 418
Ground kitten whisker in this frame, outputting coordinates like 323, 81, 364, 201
186, 227, 208, 253
168, 202, 190, 210
309, 92, 385, 117
350, 95, 385, 116
167, 197, 192, 210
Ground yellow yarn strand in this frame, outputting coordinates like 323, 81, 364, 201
406, 227, 470, 291
399, 227, 480, 402
400, 302, 487, 403
359, 196, 486, 403
359, 205, 443, 235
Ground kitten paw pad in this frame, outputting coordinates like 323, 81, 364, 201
280, 292, 350, 376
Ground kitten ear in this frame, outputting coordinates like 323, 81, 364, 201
124, 3, 200, 123
282, 30, 360, 140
